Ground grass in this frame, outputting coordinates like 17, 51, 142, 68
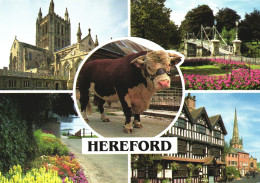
180, 65, 231, 76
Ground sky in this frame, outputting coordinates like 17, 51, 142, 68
165, 0, 259, 26
187, 92, 260, 161
0, 0, 128, 68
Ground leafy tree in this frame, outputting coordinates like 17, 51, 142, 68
215, 8, 240, 32
180, 5, 214, 37
239, 9, 260, 42
221, 27, 236, 45
131, 0, 181, 49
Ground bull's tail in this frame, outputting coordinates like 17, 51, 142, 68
86, 100, 92, 115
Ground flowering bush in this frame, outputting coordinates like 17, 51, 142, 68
32, 154, 88, 183
34, 129, 69, 156
0, 164, 70, 183
183, 58, 248, 69
210, 58, 248, 69
184, 68, 260, 90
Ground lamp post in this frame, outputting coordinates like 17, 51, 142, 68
214, 19, 217, 40
235, 20, 239, 40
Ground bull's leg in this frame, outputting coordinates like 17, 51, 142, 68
79, 82, 91, 122
118, 94, 133, 134
94, 95, 110, 122
133, 114, 143, 128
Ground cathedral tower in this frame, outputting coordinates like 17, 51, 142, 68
230, 108, 243, 149
36, 0, 71, 53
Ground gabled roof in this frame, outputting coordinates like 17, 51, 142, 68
209, 115, 228, 135
233, 147, 249, 154
190, 107, 213, 130
181, 103, 194, 123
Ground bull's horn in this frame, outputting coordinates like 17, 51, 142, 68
168, 53, 182, 65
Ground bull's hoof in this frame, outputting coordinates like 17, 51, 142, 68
124, 128, 134, 134
133, 120, 143, 128
134, 123, 143, 128
84, 118, 89, 123
102, 118, 110, 122
124, 123, 134, 134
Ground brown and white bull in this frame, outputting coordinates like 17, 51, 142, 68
79, 50, 181, 133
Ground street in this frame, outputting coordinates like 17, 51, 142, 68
61, 136, 128, 183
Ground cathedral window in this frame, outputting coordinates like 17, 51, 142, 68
28, 52, 32, 60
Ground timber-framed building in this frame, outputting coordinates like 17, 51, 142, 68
131, 94, 227, 183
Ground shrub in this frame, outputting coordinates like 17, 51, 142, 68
0, 96, 36, 173
34, 129, 69, 156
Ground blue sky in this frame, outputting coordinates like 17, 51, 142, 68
0, 0, 128, 68
165, 0, 259, 26
187, 92, 260, 161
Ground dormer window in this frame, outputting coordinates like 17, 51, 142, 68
214, 131, 221, 139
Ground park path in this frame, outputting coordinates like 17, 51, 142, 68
61, 136, 128, 183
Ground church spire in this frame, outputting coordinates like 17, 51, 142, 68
65, 7, 69, 21
231, 108, 240, 148
38, 8, 42, 20
77, 23, 82, 43
49, 0, 54, 14
94, 35, 99, 47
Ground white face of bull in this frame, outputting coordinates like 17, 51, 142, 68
131, 50, 181, 91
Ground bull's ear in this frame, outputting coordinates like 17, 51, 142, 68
168, 53, 182, 65
130, 55, 146, 69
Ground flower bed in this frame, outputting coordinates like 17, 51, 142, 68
184, 68, 260, 90
32, 154, 88, 183
183, 58, 248, 69
0, 165, 64, 183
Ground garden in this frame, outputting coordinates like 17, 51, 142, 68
0, 94, 88, 183
0, 129, 88, 183
181, 58, 260, 90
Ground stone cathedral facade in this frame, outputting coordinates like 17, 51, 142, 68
7, 0, 98, 89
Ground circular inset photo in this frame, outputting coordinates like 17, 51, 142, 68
73, 37, 185, 137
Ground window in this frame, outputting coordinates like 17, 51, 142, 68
196, 124, 206, 134
8, 80, 16, 88
214, 131, 221, 139
193, 143, 206, 156
175, 118, 186, 129
36, 81, 42, 87
28, 52, 32, 60
23, 81, 30, 87
178, 139, 187, 154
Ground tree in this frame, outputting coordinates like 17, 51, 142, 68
180, 5, 214, 37
221, 27, 236, 45
215, 8, 241, 32
131, 0, 181, 49
239, 9, 260, 42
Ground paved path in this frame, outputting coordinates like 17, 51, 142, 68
83, 112, 173, 137
61, 136, 128, 183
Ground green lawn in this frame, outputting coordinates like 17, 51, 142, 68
181, 64, 260, 76
180, 65, 230, 76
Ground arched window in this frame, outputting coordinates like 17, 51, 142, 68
64, 63, 70, 79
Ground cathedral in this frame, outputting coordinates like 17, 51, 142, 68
8, 0, 99, 89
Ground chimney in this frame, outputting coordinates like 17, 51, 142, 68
185, 93, 196, 111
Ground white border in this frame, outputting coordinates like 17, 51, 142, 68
72, 36, 185, 138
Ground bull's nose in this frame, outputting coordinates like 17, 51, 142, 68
158, 80, 170, 89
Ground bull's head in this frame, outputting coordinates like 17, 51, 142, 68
131, 50, 182, 90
